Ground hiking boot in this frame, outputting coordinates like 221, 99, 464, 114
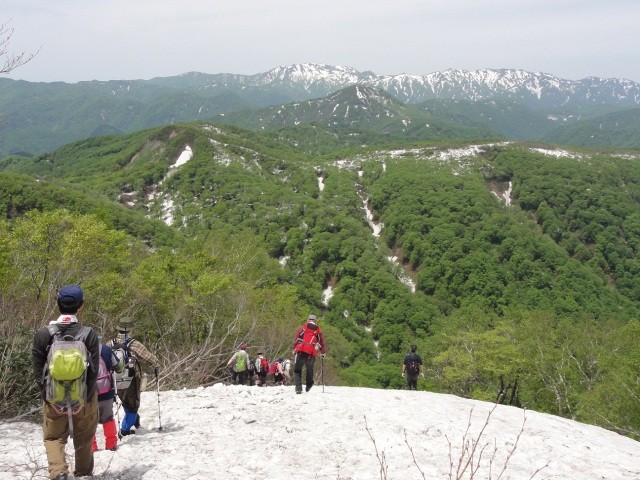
119, 429, 134, 437
53, 474, 68, 480
305, 385, 312, 392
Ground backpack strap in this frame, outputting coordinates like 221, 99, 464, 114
46, 324, 60, 341
75, 326, 92, 343
112, 336, 131, 355
45, 324, 91, 342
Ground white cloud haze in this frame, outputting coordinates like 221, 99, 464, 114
3, 1, 640, 83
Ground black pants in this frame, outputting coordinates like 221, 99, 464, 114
117, 375, 140, 413
407, 374, 419, 390
294, 352, 316, 392
235, 370, 249, 385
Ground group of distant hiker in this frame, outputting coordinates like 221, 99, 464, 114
31, 284, 424, 480
31, 285, 159, 480
226, 314, 327, 395
226, 345, 293, 386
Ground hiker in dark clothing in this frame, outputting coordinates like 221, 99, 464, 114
32, 285, 100, 480
402, 344, 424, 391
292, 314, 326, 394
108, 318, 159, 437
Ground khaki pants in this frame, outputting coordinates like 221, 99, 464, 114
42, 393, 98, 479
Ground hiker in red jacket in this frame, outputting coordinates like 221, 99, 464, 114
292, 314, 326, 394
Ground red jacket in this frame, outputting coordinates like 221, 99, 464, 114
293, 321, 326, 356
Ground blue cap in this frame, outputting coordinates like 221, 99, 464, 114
57, 285, 84, 303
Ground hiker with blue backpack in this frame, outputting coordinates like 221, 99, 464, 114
91, 336, 123, 452
108, 318, 159, 438
32, 285, 100, 480
402, 344, 425, 390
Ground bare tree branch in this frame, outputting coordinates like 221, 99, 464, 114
364, 415, 389, 480
1, 21, 38, 75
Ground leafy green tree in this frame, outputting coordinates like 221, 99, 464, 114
432, 318, 523, 400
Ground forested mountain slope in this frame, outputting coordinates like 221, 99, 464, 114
2, 64, 640, 156
541, 107, 640, 149
214, 85, 497, 141
416, 99, 554, 140
2, 123, 639, 439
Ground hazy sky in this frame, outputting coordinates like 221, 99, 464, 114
3, 0, 640, 83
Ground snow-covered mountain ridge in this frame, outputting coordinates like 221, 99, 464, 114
177, 63, 640, 109
2, 63, 638, 157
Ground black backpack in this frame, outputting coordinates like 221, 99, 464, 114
406, 354, 420, 375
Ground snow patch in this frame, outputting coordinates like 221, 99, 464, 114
161, 197, 175, 226
171, 146, 193, 169
322, 285, 334, 306
360, 194, 382, 237
388, 256, 417, 292
278, 255, 290, 267
435, 145, 485, 160
530, 148, 583, 159
4, 384, 636, 479
143, 145, 194, 226
503, 181, 513, 206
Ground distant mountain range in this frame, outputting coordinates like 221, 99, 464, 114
146, 63, 640, 109
1, 63, 639, 156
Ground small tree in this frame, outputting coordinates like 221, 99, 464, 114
2, 21, 38, 131
1, 21, 37, 75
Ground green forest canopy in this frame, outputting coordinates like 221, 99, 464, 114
1, 123, 639, 439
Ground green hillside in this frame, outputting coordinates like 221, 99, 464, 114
0, 171, 179, 247
0, 78, 248, 157
542, 107, 640, 150
2, 75, 638, 157
2, 123, 640, 439
215, 85, 498, 142
416, 99, 554, 139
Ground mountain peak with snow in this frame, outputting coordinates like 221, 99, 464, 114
240, 63, 640, 108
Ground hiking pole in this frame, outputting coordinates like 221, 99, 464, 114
114, 396, 122, 436
155, 367, 163, 431
321, 355, 325, 393
113, 371, 123, 439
